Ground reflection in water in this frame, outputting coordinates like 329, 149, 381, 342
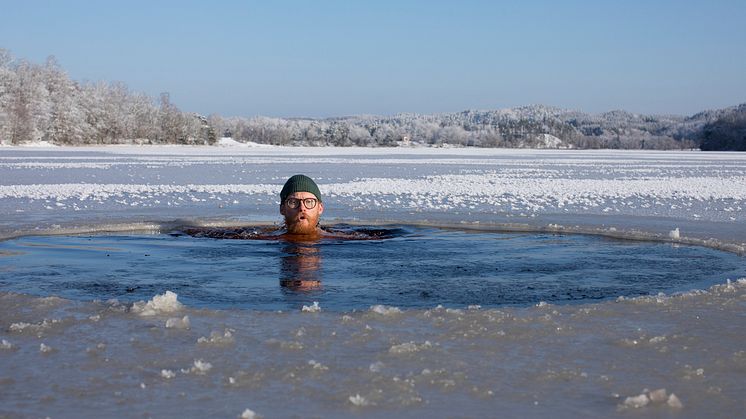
280, 243, 322, 291
179, 224, 400, 295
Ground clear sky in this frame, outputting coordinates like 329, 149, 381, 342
2, 0, 745, 118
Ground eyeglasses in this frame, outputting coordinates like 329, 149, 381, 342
284, 197, 318, 209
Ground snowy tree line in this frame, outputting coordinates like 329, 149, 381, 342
1, 49, 743, 150
208, 106, 742, 150
0, 49, 215, 145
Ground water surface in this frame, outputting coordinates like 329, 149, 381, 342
1, 225, 742, 311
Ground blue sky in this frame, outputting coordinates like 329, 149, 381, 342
2, 0, 745, 117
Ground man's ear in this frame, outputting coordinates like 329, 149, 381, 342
280, 204, 286, 216
318, 202, 324, 215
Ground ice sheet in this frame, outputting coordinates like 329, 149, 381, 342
1, 147, 745, 249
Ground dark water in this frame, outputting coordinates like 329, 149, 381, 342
0, 226, 743, 311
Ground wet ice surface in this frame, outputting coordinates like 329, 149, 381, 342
0, 227, 744, 311
1, 146, 746, 418
2, 282, 746, 418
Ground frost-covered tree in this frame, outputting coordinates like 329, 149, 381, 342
0, 50, 212, 145
0, 49, 14, 144
5, 59, 48, 144
43, 56, 87, 144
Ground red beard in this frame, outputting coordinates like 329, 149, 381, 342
286, 214, 317, 235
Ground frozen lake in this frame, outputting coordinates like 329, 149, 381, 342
1, 146, 745, 417
2, 146, 745, 246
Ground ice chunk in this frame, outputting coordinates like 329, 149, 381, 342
9, 318, 61, 333
667, 393, 683, 408
182, 359, 213, 375
622, 393, 649, 408
370, 305, 401, 315
160, 369, 176, 379
649, 336, 667, 344
193, 359, 212, 373
39, 343, 53, 353
648, 388, 667, 402
165, 315, 190, 329
389, 340, 432, 354
241, 408, 258, 419
10, 322, 33, 332
131, 291, 183, 316
369, 361, 384, 373
308, 360, 328, 371
197, 329, 235, 345
301, 301, 321, 312
669, 228, 680, 240
0, 339, 12, 349
620, 389, 681, 409
349, 394, 369, 406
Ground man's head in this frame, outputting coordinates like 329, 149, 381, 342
279, 174, 324, 235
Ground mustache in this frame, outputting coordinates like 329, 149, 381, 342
283, 214, 319, 228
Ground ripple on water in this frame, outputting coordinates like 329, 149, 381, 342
0, 225, 743, 311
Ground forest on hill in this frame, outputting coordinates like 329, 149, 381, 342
1, 49, 744, 150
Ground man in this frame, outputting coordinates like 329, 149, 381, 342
280, 174, 325, 238
185, 174, 326, 241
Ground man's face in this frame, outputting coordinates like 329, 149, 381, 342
280, 191, 324, 235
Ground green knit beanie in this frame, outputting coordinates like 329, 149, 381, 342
280, 174, 322, 203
